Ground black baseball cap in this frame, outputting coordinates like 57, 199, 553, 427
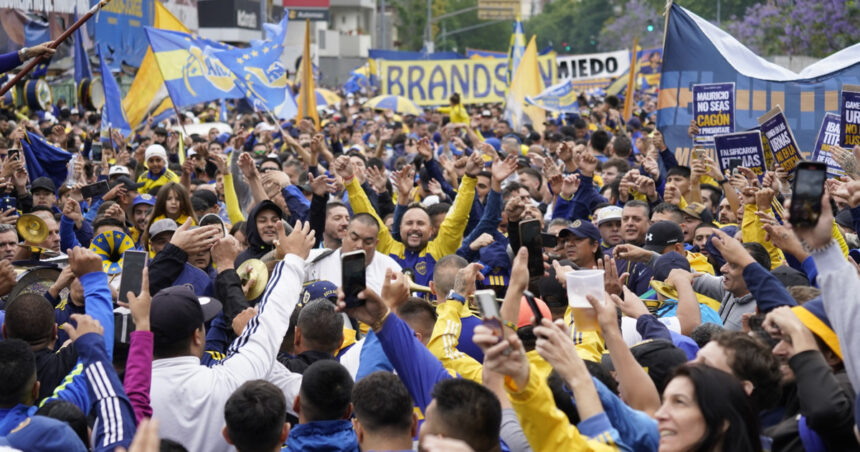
652, 251, 691, 282
150, 286, 222, 346
30, 177, 56, 194
643, 221, 684, 252
109, 176, 143, 192
601, 339, 687, 393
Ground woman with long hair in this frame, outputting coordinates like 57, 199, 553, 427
656, 364, 762, 452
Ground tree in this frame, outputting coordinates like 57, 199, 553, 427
525, 0, 612, 54
725, 0, 860, 58
597, 0, 662, 51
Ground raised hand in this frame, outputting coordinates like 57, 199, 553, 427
333, 155, 355, 180
275, 220, 315, 260
170, 219, 221, 255
307, 172, 336, 197
560, 174, 580, 199
380, 268, 410, 310
128, 267, 151, 331
61, 314, 104, 341
67, 246, 105, 277
365, 165, 389, 194
392, 164, 415, 199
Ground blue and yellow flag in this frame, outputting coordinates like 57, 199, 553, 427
144, 27, 243, 108
506, 19, 525, 86
505, 35, 546, 134
216, 16, 297, 120
99, 45, 132, 139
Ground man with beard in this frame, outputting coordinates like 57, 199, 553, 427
130, 194, 155, 248
335, 154, 479, 286
319, 202, 349, 250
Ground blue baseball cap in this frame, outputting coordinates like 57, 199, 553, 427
652, 251, 691, 282
558, 219, 601, 242
133, 193, 155, 207
0, 415, 87, 451
300, 280, 339, 306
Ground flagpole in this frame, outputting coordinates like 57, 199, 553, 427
622, 36, 639, 123
0, 0, 113, 96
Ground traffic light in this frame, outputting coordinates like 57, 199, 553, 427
562, 42, 571, 51
646, 21, 655, 32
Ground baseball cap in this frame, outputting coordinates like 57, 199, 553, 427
601, 339, 687, 393
0, 415, 87, 451
150, 285, 222, 346
110, 176, 143, 192
517, 295, 552, 328
835, 209, 854, 229
682, 203, 715, 226
652, 251, 691, 282
594, 206, 622, 226
643, 221, 684, 252
133, 193, 155, 207
792, 298, 841, 359
558, 219, 601, 242
481, 109, 492, 117
108, 165, 130, 177
148, 218, 178, 237
771, 265, 810, 288
30, 177, 56, 194
199, 213, 226, 234
300, 280, 339, 306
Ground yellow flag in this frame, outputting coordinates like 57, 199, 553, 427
507, 35, 545, 134
296, 19, 319, 127
622, 37, 639, 123
122, 1, 190, 130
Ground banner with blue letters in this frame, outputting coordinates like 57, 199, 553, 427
692, 82, 734, 144
812, 112, 845, 177
713, 130, 765, 178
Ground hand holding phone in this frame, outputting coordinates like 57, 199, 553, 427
475, 289, 506, 346
518, 219, 544, 277
523, 290, 543, 327
342, 250, 367, 308
789, 161, 827, 227
119, 251, 148, 303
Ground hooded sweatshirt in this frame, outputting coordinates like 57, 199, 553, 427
235, 200, 284, 266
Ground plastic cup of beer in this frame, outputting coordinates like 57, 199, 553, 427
565, 269, 604, 331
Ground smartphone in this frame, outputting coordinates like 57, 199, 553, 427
80, 181, 110, 199
7, 149, 19, 161
541, 232, 558, 248
728, 158, 743, 177
747, 314, 778, 348
692, 145, 706, 161
789, 161, 827, 227
342, 250, 366, 308
523, 290, 543, 326
119, 250, 147, 303
475, 289, 502, 335
0, 195, 16, 212
518, 219, 544, 277
91, 142, 103, 162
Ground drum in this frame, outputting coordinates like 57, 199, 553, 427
0, 87, 16, 109
9, 266, 60, 300
78, 77, 105, 111
24, 79, 51, 111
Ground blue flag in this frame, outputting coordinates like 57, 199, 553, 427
658, 3, 860, 164
98, 45, 132, 139
215, 16, 297, 120
21, 132, 72, 190
144, 27, 244, 108
526, 80, 580, 113
73, 9, 91, 86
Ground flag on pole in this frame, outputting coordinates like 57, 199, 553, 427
72, 8, 91, 88
144, 27, 243, 108
219, 98, 228, 122
216, 16, 298, 120
98, 45, 132, 139
505, 35, 546, 135
296, 19, 319, 127
21, 132, 72, 190
123, 1, 190, 130
506, 19, 525, 86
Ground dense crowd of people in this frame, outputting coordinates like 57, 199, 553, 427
0, 87, 859, 452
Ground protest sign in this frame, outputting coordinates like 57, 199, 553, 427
758, 106, 803, 176
557, 50, 629, 81
692, 82, 735, 144
812, 113, 845, 178
841, 84, 860, 147
713, 131, 766, 178
657, 4, 860, 162
379, 55, 556, 106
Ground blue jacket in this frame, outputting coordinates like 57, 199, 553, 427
283, 420, 359, 452
593, 378, 659, 452
552, 174, 607, 221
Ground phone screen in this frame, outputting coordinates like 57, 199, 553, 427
475, 289, 502, 335
519, 219, 544, 277
523, 290, 543, 326
119, 251, 147, 303
789, 162, 827, 227
80, 181, 109, 199
541, 232, 558, 248
7, 149, 19, 161
342, 250, 366, 308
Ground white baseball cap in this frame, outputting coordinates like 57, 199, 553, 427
108, 165, 130, 177
594, 205, 623, 225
